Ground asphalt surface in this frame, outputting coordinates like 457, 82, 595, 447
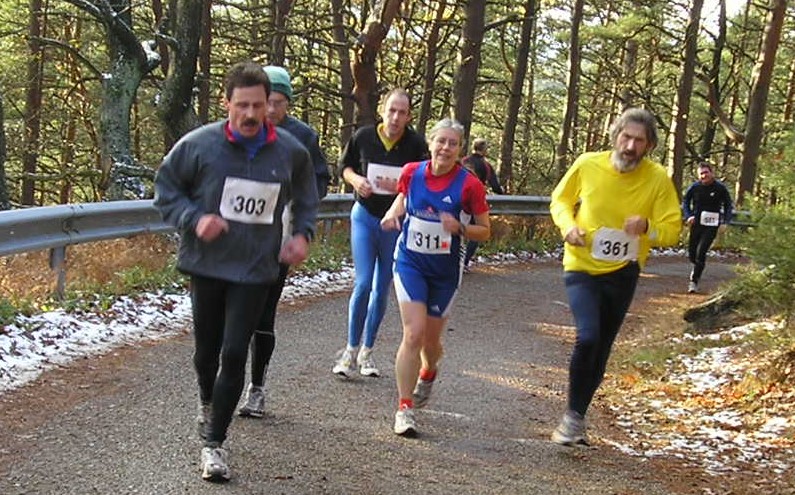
0, 259, 736, 494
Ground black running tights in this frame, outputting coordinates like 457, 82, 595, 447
190, 275, 272, 446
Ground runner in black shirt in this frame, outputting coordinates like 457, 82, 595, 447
682, 162, 733, 293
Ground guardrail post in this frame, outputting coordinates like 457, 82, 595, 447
322, 219, 334, 243
49, 246, 67, 300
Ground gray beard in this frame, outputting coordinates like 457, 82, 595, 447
611, 151, 641, 173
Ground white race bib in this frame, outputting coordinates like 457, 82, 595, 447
407, 216, 452, 254
700, 211, 720, 227
591, 228, 639, 262
219, 177, 280, 225
366, 163, 402, 195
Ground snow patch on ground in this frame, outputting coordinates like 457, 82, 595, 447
0, 252, 558, 394
606, 320, 793, 477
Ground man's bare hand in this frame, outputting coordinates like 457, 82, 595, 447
623, 215, 647, 236
564, 226, 586, 246
354, 176, 373, 198
279, 234, 310, 265
195, 214, 229, 242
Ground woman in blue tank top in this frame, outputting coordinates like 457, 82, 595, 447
380, 118, 491, 437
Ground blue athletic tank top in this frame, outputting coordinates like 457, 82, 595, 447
396, 161, 470, 280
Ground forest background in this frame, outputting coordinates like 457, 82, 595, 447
0, 0, 792, 210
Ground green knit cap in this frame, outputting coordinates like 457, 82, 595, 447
263, 66, 293, 101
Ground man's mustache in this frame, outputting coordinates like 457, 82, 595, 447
242, 118, 260, 127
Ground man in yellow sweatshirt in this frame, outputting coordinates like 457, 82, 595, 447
549, 108, 682, 446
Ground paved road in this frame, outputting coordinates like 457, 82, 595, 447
0, 259, 736, 494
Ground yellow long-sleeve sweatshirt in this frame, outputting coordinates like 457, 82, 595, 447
550, 150, 682, 275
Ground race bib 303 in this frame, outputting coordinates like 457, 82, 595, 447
219, 177, 281, 225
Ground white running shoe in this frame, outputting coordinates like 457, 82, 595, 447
238, 384, 265, 418
551, 410, 589, 446
358, 349, 380, 377
201, 446, 230, 482
393, 407, 417, 437
332, 348, 358, 378
687, 281, 698, 293
412, 378, 435, 408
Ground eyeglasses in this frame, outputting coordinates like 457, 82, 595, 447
268, 98, 289, 107
433, 137, 460, 148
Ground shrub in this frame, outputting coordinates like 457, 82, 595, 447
726, 205, 795, 320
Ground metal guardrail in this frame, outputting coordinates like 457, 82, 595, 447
0, 194, 550, 258
0, 194, 752, 258
0, 194, 750, 298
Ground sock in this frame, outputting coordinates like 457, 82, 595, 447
419, 368, 437, 382
399, 398, 414, 410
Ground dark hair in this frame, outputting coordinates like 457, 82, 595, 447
379, 88, 412, 112
698, 162, 713, 171
609, 108, 658, 150
472, 138, 488, 153
224, 61, 271, 100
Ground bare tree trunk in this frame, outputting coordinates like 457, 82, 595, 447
417, 0, 447, 136
667, 0, 703, 197
157, 0, 204, 147
784, 58, 795, 122
23, 0, 45, 205
197, 0, 211, 124
499, 0, 536, 192
269, 0, 294, 65
737, 0, 787, 206
351, 0, 403, 127
554, 0, 583, 180
0, 92, 9, 210
64, 0, 160, 200
620, 38, 637, 109
151, 0, 170, 75
453, 0, 485, 145
700, 0, 727, 157
330, 0, 355, 153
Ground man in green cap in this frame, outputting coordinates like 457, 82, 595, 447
238, 65, 330, 419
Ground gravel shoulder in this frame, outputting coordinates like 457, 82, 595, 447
0, 258, 784, 494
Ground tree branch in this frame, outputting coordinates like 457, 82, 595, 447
696, 70, 745, 144
36, 37, 103, 79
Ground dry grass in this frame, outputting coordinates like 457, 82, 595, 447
0, 216, 559, 305
0, 234, 177, 303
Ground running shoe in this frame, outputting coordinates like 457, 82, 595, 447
412, 377, 435, 408
393, 407, 417, 437
196, 402, 211, 439
688, 281, 698, 293
200, 446, 230, 482
551, 410, 589, 446
238, 384, 265, 418
358, 349, 380, 377
332, 348, 357, 379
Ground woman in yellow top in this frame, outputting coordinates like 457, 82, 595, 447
549, 108, 682, 446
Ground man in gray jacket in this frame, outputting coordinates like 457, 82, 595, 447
154, 61, 318, 483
